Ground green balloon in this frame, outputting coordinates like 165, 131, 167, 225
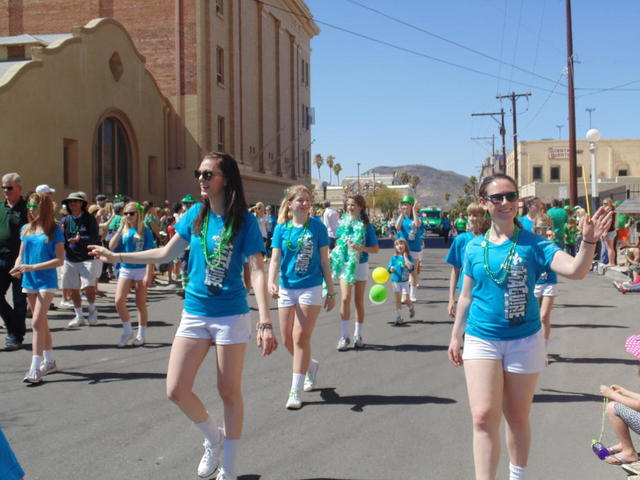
369, 284, 388, 304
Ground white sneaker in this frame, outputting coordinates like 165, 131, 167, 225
286, 390, 302, 409
67, 315, 86, 328
353, 335, 364, 349
197, 431, 223, 478
409, 306, 415, 319
132, 334, 145, 347
394, 315, 403, 326
336, 336, 350, 351
410, 295, 417, 303
39, 360, 57, 376
87, 309, 98, 325
58, 300, 74, 309
23, 367, 43, 384
216, 469, 236, 480
117, 331, 135, 348
303, 360, 319, 392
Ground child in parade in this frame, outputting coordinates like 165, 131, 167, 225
10, 193, 64, 383
89, 152, 277, 480
448, 173, 612, 480
564, 216, 579, 256
445, 202, 487, 319
533, 213, 559, 352
108, 202, 155, 347
268, 185, 336, 409
395, 196, 422, 302
331, 194, 379, 350
387, 237, 414, 325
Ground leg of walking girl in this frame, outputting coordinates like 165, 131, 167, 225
115, 277, 134, 347
24, 291, 55, 382
133, 279, 148, 346
539, 296, 554, 349
353, 280, 366, 347
337, 280, 352, 350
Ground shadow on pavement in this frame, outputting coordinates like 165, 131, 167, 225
304, 387, 456, 412
550, 323, 627, 329
53, 342, 172, 351
533, 388, 601, 404
359, 343, 447, 353
47, 370, 166, 385
555, 303, 616, 309
547, 353, 637, 366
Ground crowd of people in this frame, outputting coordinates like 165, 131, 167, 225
1, 164, 636, 480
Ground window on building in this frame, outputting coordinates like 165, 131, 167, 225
217, 116, 225, 152
532, 166, 542, 181
301, 59, 305, 85
305, 61, 310, 87
216, 47, 224, 85
577, 166, 583, 178
619, 169, 629, 177
216, 0, 223, 16
63, 138, 78, 188
550, 166, 560, 181
94, 117, 131, 196
7, 45, 26, 60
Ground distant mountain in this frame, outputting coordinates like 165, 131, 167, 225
367, 165, 469, 209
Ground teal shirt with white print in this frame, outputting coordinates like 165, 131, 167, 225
117, 227, 155, 269
462, 229, 561, 341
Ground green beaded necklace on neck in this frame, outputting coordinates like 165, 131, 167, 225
285, 219, 310, 252
483, 226, 520, 285
200, 211, 232, 268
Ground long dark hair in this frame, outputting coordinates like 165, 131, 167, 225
193, 152, 248, 243
346, 194, 370, 225
478, 173, 522, 229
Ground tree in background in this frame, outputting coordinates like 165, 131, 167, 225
333, 162, 342, 185
366, 185, 401, 218
450, 176, 478, 217
399, 172, 412, 185
410, 175, 421, 190
326, 155, 335, 184
444, 192, 451, 202
314, 154, 324, 181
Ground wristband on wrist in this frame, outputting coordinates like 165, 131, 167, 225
256, 322, 273, 333
326, 292, 337, 299
120, 253, 124, 262
582, 239, 597, 245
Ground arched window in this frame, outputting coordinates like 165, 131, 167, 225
94, 117, 131, 196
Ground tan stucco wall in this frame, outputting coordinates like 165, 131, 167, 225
0, 18, 169, 203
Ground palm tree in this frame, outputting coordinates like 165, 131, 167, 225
410, 175, 420, 190
314, 154, 324, 181
326, 155, 335, 185
399, 172, 411, 185
333, 162, 342, 185
444, 192, 451, 202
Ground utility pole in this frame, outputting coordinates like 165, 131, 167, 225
471, 110, 507, 172
586, 107, 596, 129
556, 124, 564, 139
496, 92, 531, 188
566, 0, 578, 205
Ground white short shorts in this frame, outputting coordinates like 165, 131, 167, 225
119, 266, 146, 281
61, 260, 100, 289
175, 311, 252, 345
462, 330, 546, 374
92, 259, 103, 283
278, 285, 323, 307
410, 249, 423, 264
22, 287, 57, 294
393, 281, 410, 295
356, 261, 369, 282
534, 283, 557, 298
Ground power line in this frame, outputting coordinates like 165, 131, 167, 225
576, 79, 640, 98
525, 72, 565, 129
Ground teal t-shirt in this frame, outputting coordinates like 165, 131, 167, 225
175, 204, 265, 317
462, 229, 561, 341
117, 227, 155, 269
272, 217, 329, 289
387, 254, 414, 283
20, 225, 64, 290
444, 231, 476, 294
396, 216, 422, 252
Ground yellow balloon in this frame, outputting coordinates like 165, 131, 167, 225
371, 267, 390, 284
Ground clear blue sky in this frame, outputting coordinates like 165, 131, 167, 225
305, 0, 640, 182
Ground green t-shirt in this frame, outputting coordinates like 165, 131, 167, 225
455, 217, 468, 231
565, 225, 578, 245
108, 215, 122, 232
547, 207, 568, 244
617, 213, 629, 230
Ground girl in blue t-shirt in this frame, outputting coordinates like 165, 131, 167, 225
533, 213, 559, 354
331, 194, 379, 350
108, 201, 155, 348
395, 197, 422, 302
89, 152, 277, 480
447, 173, 613, 480
387, 238, 414, 325
268, 185, 336, 409
444, 202, 487, 319
10, 193, 64, 384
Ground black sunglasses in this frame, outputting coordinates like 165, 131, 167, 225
484, 192, 519, 204
2, 185, 13, 191
194, 169, 223, 181
123, 211, 137, 216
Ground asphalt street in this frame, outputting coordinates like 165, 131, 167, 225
1, 237, 637, 479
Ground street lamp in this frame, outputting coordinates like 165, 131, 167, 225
357, 162, 361, 193
586, 128, 601, 212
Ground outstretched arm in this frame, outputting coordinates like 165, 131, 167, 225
89, 232, 188, 265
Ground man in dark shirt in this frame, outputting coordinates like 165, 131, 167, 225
0, 172, 28, 350
60, 192, 101, 327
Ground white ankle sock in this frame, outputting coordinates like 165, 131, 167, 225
43, 349, 54, 363
137, 325, 146, 337
194, 415, 221, 446
410, 285, 416, 298
340, 319, 350, 338
396, 309, 402, 317
509, 463, 526, 480
290, 373, 305, 393
73, 307, 83, 317
222, 438, 239, 477
88, 303, 96, 313
122, 322, 132, 335
30, 355, 43, 371
354, 322, 363, 337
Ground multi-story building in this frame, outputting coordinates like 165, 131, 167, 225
0, 0, 319, 204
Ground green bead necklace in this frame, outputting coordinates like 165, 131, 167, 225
285, 220, 309, 252
483, 226, 520, 285
200, 212, 231, 268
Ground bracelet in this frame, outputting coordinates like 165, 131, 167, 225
120, 253, 124, 262
582, 239, 598, 245
326, 292, 337, 299
256, 323, 273, 332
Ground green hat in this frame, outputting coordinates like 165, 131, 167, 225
564, 205, 573, 211
401, 195, 415, 205
615, 200, 622, 206
182, 194, 196, 204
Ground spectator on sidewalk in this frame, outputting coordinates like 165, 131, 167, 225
322, 200, 339, 250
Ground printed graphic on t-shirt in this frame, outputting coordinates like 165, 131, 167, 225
504, 253, 528, 326
408, 223, 417, 241
538, 270, 548, 283
134, 236, 144, 252
294, 232, 314, 275
204, 240, 234, 296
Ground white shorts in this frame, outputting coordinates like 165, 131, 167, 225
534, 283, 557, 298
175, 311, 252, 345
393, 281, 410, 295
61, 260, 100, 289
22, 287, 57, 294
356, 262, 369, 282
410, 249, 423, 264
278, 285, 323, 307
119, 267, 146, 281
92, 259, 103, 283
462, 330, 546, 374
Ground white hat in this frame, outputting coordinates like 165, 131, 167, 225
35, 184, 55, 194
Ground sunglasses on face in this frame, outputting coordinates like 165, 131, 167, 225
26, 202, 39, 209
2, 185, 13, 191
194, 169, 223, 181
124, 211, 137, 216
484, 192, 519, 204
